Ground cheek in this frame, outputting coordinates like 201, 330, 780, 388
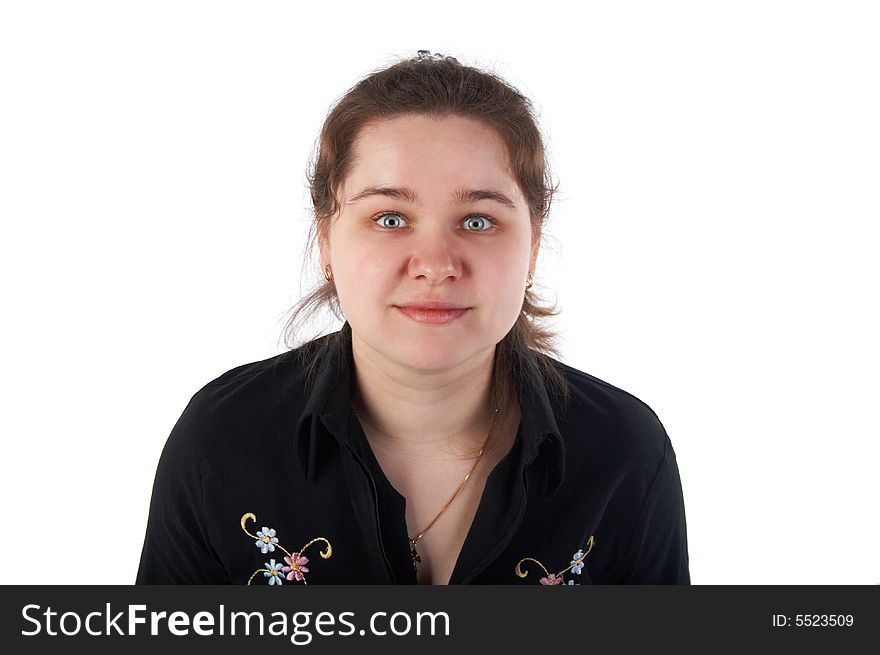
331, 232, 386, 278
475, 253, 529, 316
477, 245, 528, 283
331, 235, 397, 312
340, 254, 388, 282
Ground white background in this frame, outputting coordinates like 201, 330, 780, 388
1, 0, 877, 585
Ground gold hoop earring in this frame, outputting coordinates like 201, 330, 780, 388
324, 264, 333, 283
525, 272, 534, 290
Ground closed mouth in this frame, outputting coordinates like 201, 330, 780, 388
394, 303, 470, 311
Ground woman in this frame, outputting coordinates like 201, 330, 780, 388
136, 51, 689, 585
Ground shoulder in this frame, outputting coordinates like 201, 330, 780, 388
545, 356, 671, 469
167, 336, 331, 456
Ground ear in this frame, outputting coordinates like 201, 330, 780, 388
318, 226, 330, 271
529, 232, 541, 273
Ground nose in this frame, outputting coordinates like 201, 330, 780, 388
406, 225, 462, 285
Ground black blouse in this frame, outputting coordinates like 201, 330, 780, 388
136, 323, 690, 585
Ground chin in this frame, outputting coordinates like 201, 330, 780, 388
381, 331, 493, 371
392, 341, 473, 372
351, 313, 501, 370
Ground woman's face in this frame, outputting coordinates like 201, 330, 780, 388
320, 113, 539, 373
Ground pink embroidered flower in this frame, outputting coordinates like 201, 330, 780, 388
539, 573, 563, 585
282, 553, 310, 581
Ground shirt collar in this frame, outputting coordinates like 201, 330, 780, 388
292, 322, 566, 496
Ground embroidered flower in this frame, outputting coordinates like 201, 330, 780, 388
263, 559, 284, 585
283, 552, 310, 581
255, 527, 279, 554
539, 573, 564, 585
570, 549, 585, 575
241, 513, 333, 586
515, 536, 595, 586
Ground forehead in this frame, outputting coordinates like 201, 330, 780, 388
342, 114, 519, 200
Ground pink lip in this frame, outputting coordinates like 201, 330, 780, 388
396, 301, 468, 310
396, 306, 469, 325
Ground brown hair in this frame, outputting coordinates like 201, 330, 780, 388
281, 52, 571, 457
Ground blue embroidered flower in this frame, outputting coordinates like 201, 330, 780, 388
255, 527, 279, 554
263, 559, 284, 585
570, 549, 585, 575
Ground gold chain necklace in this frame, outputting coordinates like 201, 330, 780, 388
408, 409, 497, 573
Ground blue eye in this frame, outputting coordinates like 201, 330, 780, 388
463, 215, 493, 231
374, 212, 407, 229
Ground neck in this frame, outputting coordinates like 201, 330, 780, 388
349, 332, 497, 460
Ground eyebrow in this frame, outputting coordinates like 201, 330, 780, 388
346, 185, 519, 210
